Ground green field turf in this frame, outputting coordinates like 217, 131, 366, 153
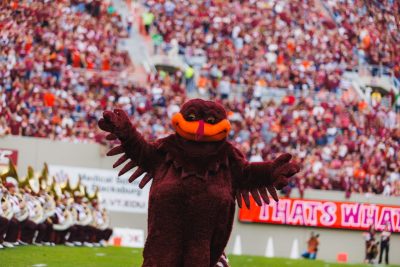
0, 246, 398, 267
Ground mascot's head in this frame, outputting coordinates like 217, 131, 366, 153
172, 99, 231, 142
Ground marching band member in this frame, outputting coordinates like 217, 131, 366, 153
18, 167, 53, 246
0, 183, 13, 249
19, 185, 40, 245
2, 182, 22, 248
36, 188, 56, 246
36, 166, 57, 246
0, 189, 6, 249
52, 193, 76, 246
31, 187, 54, 246
67, 191, 93, 247
80, 196, 99, 246
90, 199, 112, 247
10, 167, 45, 246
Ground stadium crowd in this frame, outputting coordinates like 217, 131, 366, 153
145, 0, 399, 83
0, 0, 399, 197
324, 0, 400, 75
146, 0, 351, 92
0, 0, 130, 141
0, 162, 112, 249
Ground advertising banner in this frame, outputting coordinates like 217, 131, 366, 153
49, 165, 150, 213
239, 197, 400, 233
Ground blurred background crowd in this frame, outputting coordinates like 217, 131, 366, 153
0, 0, 399, 197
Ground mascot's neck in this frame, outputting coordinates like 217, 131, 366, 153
171, 134, 227, 158
160, 134, 230, 178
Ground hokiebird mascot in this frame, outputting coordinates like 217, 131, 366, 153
98, 99, 300, 267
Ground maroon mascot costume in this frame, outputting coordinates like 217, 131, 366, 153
98, 99, 300, 267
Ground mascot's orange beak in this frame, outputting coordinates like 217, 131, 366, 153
171, 113, 231, 142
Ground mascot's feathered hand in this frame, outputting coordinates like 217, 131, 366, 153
231, 148, 299, 209
98, 108, 157, 188
98, 109, 132, 141
98, 99, 300, 267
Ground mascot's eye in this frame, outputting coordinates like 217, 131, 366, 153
206, 116, 216, 124
187, 113, 196, 121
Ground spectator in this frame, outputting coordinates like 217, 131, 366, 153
395, 93, 400, 113
364, 225, 378, 264
142, 9, 155, 35
378, 223, 391, 265
184, 66, 195, 93
152, 33, 163, 54
301, 232, 320, 260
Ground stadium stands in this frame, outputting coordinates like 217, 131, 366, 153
146, 0, 352, 91
0, 0, 130, 141
323, 0, 399, 73
0, 0, 399, 196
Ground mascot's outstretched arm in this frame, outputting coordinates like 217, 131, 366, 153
230, 147, 300, 209
98, 109, 161, 188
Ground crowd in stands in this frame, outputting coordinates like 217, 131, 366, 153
324, 0, 400, 77
0, 0, 130, 141
146, 0, 358, 93
0, 1, 399, 197
145, 0, 400, 90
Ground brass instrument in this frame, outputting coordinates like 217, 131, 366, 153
39, 163, 50, 185
1, 163, 29, 222
39, 164, 56, 219
40, 163, 54, 194
14, 192, 29, 222
27, 194, 44, 224
75, 204, 93, 226
61, 176, 75, 195
99, 209, 110, 230
1, 198, 14, 220
18, 165, 37, 189
52, 182, 75, 231
71, 184, 93, 226
69, 177, 84, 196
1, 185, 13, 220
86, 186, 99, 202
53, 205, 75, 231
42, 192, 56, 219
28, 171, 40, 194
25, 167, 45, 224
92, 208, 110, 230
88, 187, 110, 230
0, 159, 18, 184
50, 180, 63, 197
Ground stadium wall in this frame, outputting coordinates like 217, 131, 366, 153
1, 136, 399, 264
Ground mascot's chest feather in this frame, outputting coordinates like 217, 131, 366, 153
149, 135, 234, 204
